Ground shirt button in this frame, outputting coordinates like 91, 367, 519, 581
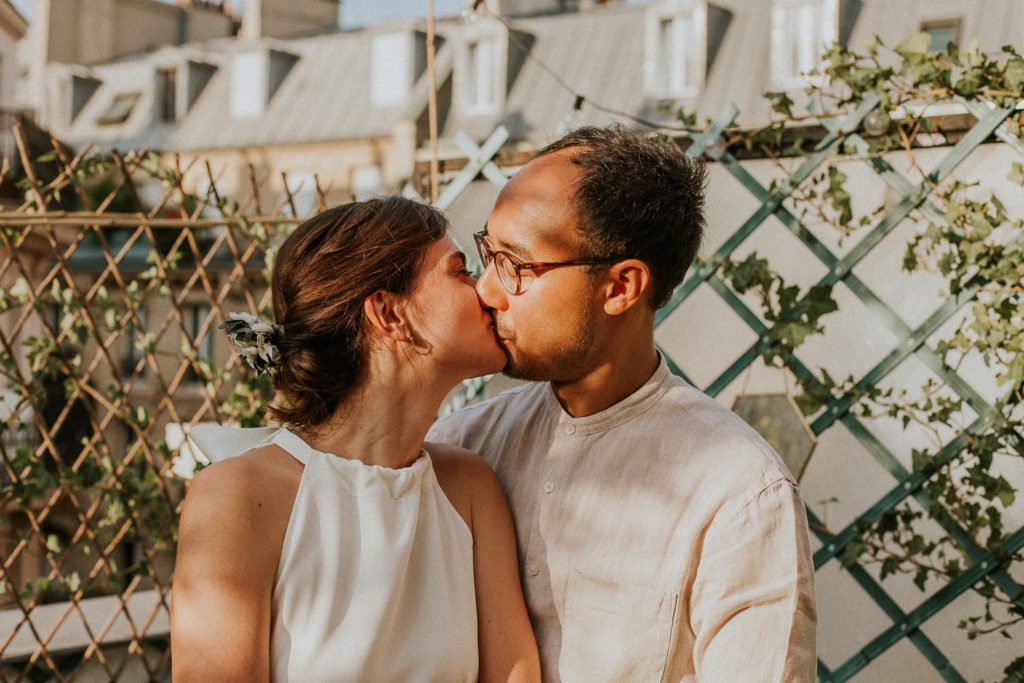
564, 423, 576, 435
527, 564, 539, 577
543, 480, 555, 493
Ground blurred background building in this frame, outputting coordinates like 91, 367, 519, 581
7, 0, 1020, 209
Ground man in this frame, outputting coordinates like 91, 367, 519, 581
428, 127, 816, 682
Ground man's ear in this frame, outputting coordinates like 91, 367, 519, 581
363, 291, 409, 342
602, 259, 652, 316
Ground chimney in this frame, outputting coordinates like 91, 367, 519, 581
370, 30, 427, 108
473, 0, 580, 17
241, 0, 339, 40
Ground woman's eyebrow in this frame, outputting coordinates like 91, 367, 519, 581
447, 251, 468, 266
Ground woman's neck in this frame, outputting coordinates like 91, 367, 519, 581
298, 359, 452, 469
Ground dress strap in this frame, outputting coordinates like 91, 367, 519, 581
187, 424, 278, 464
270, 428, 314, 465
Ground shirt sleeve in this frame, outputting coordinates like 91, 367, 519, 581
426, 414, 459, 446
688, 478, 817, 682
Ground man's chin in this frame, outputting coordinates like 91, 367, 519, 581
501, 354, 553, 382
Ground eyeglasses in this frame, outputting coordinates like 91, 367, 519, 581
473, 230, 624, 296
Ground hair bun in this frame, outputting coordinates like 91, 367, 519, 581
221, 312, 284, 375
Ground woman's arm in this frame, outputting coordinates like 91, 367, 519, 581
425, 443, 540, 682
170, 457, 280, 682
466, 459, 541, 683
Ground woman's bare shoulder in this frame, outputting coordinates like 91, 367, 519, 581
425, 441, 491, 474
181, 445, 302, 541
424, 442, 505, 529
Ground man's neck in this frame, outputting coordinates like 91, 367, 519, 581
551, 337, 660, 418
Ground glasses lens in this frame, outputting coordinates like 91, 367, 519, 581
494, 252, 521, 295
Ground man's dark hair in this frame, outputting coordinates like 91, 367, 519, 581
536, 126, 707, 309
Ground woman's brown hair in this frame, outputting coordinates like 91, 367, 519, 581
269, 196, 448, 432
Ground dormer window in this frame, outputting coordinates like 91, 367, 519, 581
231, 52, 267, 120
157, 68, 177, 123
645, 1, 707, 101
69, 73, 102, 124
770, 0, 837, 89
467, 36, 498, 112
230, 49, 298, 121
921, 19, 961, 53
458, 19, 507, 117
97, 92, 141, 126
152, 61, 215, 126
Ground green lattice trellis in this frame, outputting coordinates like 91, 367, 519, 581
439, 95, 1024, 681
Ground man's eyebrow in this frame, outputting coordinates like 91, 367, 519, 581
483, 226, 531, 259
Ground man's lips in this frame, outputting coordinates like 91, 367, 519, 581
485, 316, 513, 346
488, 316, 511, 340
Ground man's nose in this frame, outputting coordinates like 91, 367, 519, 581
476, 263, 508, 311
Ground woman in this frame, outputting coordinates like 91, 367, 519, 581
170, 197, 540, 682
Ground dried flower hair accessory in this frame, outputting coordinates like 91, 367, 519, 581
221, 312, 284, 375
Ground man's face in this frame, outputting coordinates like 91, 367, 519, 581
476, 150, 601, 382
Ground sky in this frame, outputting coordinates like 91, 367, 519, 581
9, 0, 468, 27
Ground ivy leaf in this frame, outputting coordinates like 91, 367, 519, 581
793, 391, 822, 416
1004, 58, 1024, 93
913, 566, 929, 591
45, 534, 62, 553
894, 32, 931, 60
722, 253, 773, 293
969, 213, 993, 240
1009, 161, 1024, 187
995, 476, 1016, 508
1005, 655, 1024, 679
767, 91, 795, 118
955, 67, 985, 98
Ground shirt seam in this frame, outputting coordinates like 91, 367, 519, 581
575, 383, 675, 434
721, 476, 798, 527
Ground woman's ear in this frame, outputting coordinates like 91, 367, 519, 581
363, 291, 410, 342
602, 259, 652, 316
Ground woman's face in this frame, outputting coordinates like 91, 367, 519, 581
404, 235, 507, 380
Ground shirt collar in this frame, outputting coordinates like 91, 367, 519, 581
544, 353, 673, 435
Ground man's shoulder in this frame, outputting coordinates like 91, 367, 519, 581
653, 376, 797, 492
429, 381, 545, 444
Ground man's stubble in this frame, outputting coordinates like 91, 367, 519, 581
497, 302, 598, 384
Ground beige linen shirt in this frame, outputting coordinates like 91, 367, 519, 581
428, 357, 817, 682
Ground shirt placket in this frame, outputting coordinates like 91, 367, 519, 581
522, 418, 579, 596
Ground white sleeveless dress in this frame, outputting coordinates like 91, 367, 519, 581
188, 425, 479, 683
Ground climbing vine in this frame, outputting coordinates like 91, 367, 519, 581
683, 33, 1023, 677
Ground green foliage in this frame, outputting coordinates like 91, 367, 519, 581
698, 34, 1024, 667
719, 253, 838, 367
0, 146, 296, 607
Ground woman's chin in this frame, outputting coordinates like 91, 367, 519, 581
466, 343, 508, 379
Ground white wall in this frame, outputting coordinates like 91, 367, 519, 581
677, 143, 1024, 681
0, 22, 20, 108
